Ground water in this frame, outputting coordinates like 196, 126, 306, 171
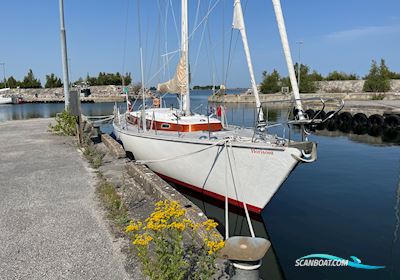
1, 90, 399, 280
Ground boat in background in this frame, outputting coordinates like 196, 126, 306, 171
0, 88, 13, 104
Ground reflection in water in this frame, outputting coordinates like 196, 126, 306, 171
316, 129, 400, 146
391, 169, 400, 278
167, 181, 285, 280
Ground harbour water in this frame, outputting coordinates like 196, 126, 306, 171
1, 90, 399, 280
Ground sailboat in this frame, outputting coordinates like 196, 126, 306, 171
113, 0, 322, 214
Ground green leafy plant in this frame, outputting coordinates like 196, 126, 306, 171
126, 200, 224, 280
48, 110, 77, 136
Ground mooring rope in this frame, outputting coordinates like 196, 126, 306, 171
226, 140, 255, 238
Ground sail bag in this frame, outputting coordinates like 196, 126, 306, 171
157, 52, 187, 94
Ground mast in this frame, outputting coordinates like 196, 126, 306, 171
271, 0, 305, 120
59, 0, 70, 110
233, 0, 264, 122
181, 0, 190, 115
140, 48, 146, 131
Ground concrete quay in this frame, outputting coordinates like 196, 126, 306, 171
0, 118, 227, 279
0, 119, 130, 280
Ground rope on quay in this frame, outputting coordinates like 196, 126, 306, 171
82, 114, 114, 126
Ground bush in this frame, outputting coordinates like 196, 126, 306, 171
48, 110, 77, 136
126, 200, 224, 280
363, 59, 391, 92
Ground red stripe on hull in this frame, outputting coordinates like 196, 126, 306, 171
155, 172, 263, 214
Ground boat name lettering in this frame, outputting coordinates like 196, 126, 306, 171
251, 149, 273, 155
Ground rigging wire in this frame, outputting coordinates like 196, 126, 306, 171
192, 0, 202, 39
192, 0, 213, 78
224, 0, 249, 88
146, 11, 161, 84
163, 0, 170, 79
169, 0, 181, 47
221, 0, 225, 87
121, 0, 130, 79
206, 22, 220, 85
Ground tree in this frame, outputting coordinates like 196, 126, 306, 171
20, 69, 42, 88
45, 73, 63, 88
85, 72, 132, 86
7, 76, 19, 88
260, 70, 281, 94
309, 70, 324, 81
294, 63, 317, 93
363, 59, 391, 92
123, 72, 132, 85
326, 71, 359, 81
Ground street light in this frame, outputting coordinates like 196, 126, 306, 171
0, 62, 6, 88
296, 41, 303, 87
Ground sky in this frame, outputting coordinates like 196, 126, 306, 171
0, 0, 399, 88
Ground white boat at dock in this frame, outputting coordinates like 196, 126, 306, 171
113, 0, 340, 214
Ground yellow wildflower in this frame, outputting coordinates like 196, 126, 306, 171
125, 221, 142, 233
202, 219, 218, 231
168, 222, 186, 231
204, 238, 225, 255
133, 233, 153, 246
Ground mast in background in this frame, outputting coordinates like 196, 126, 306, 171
271, 0, 305, 120
58, 0, 70, 110
181, 0, 190, 115
232, 0, 264, 122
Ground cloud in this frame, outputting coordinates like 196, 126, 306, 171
324, 24, 400, 41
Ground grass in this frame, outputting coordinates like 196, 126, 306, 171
97, 180, 130, 228
370, 93, 385, 100
82, 136, 105, 169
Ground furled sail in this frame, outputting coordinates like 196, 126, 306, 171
157, 52, 188, 94
232, 0, 244, 30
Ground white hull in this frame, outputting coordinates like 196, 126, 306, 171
114, 123, 302, 213
0, 96, 12, 104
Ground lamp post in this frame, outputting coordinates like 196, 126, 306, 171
0, 63, 6, 87
296, 41, 303, 87
59, 0, 70, 110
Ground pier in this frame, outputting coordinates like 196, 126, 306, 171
0, 118, 227, 279
0, 119, 131, 279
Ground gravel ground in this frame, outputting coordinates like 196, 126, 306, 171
0, 119, 133, 280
